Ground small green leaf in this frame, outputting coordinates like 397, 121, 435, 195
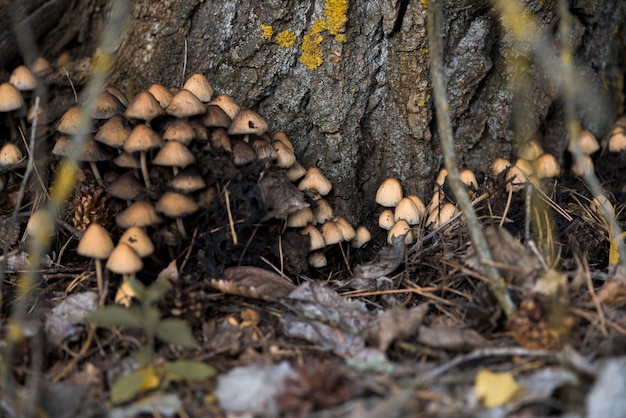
132, 344, 155, 366
144, 278, 171, 305
155, 318, 198, 348
126, 276, 147, 300
86, 305, 142, 329
110, 368, 160, 404
163, 360, 216, 381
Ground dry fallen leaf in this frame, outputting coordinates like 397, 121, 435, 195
416, 325, 486, 351
475, 369, 522, 408
209, 266, 295, 300
371, 303, 429, 352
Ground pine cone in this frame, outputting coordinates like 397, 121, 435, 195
71, 184, 111, 231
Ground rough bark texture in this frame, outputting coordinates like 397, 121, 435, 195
2, 0, 625, 224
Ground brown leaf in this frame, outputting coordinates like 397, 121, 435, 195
209, 266, 295, 300
371, 303, 429, 352
416, 325, 487, 351
348, 235, 406, 289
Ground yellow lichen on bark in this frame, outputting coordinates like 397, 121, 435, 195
324, 0, 349, 42
260, 24, 273, 40
300, 31, 324, 70
275, 30, 296, 48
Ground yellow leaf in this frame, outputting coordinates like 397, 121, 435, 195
475, 369, 521, 408
609, 231, 626, 266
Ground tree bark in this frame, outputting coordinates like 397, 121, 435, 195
3, 0, 624, 223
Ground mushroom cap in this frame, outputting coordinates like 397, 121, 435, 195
26, 208, 56, 238
210, 128, 232, 152
388, 219, 415, 245
333, 216, 356, 241
272, 140, 296, 168
228, 109, 269, 137
105, 86, 130, 107
252, 138, 278, 161
107, 172, 144, 201
570, 130, 600, 154
119, 226, 154, 257
152, 140, 196, 169
147, 83, 174, 108
320, 221, 343, 245
435, 169, 448, 187
375, 178, 403, 207
165, 89, 206, 118
406, 195, 426, 219
106, 243, 143, 275
286, 207, 315, 228
285, 161, 307, 182
491, 158, 511, 176
113, 152, 141, 169
52, 135, 113, 162
427, 203, 458, 229
298, 167, 332, 196
378, 209, 395, 230
30, 57, 52, 77
232, 140, 257, 165
517, 140, 543, 161
9, 65, 37, 91
0, 143, 23, 165
533, 153, 560, 178
90, 90, 125, 119
163, 119, 196, 145
459, 169, 478, 189
170, 168, 206, 193
95, 115, 131, 148
124, 90, 165, 122
590, 195, 614, 217
0, 82, 24, 112
56, 106, 91, 135
307, 251, 327, 268
351, 225, 372, 248
505, 165, 529, 192
116, 200, 162, 228
182, 73, 214, 102
301, 224, 325, 251
208, 94, 240, 119
571, 154, 594, 177
394, 197, 421, 225
272, 132, 295, 153
155, 191, 199, 218
123, 124, 163, 154
313, 198, 334, 224
608, 125, 626, 152
77, 223, 114, 259
189, 120, 208, 141
202, 104, 232, 128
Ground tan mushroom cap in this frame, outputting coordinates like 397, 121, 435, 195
124, 90, 165, 123
107, 172, 143, 201
298, 167, 332, 196
387, 219, 415, 245
232, 140, 257, 165
272, 140, 296, 168
608, 124, 626, 152
155, 191, 199, 218
208, 94, 240, 119
116, 200, 162, 228
152, 140, 196, 169
394, 197, 421, 225
9, 65, 37, 91
287, 207, 315, 227
52, 135, 113, 162
123, 124, 163, 154
252, 138, 278, 161
56, 106, 91, 135
376, 178, 403, 207
228, 109, 269, 137
90, 90, 125, 119
427, 203, 458, 229
105, 86, 129, 107
459, 169, 478, 189
517, 140, 543, 161
95, 115, 131, 148
590, 195, 614, 217
106, 243, 143, 275
379, 209, 395, 230
307, 251, 327, 268
210, 128, 232, 152
182, 73, 214, 102
0, 143, 23, 165
320, 221, 343, 245
313, 198, 334, 224
406, 195, 426, 219
202, 104, 232, 128
0, 82, 24, 112
165, 89, 206, 118
570, 130, 600, 154
285, 161, 307, 182
491, 158, 511, 176
163, 119, 196, 145
30, 57, 52, 77
351, 225, 371, 248
333, 216, 356, 241
435, 168, 448, 187
170, 169, 206, 193
77, 223, 114, 259
533, 153, 560, 178
301, 224, 325, 251
505, 165, 529, 193
272, 132, 295, 153
119, 226, 154, 257
113, 152, 141, 169
571, 154, 594, 177
147, 83, 174, 108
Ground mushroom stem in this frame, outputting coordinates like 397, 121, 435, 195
175, 218, 187, 238
139, 151, 151, 187
95, 258, 105, 305
88, 161, 104, 187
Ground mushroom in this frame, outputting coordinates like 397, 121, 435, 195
569, 130, 600, 155
155, 191, 199, 237
333, 216, 356, 241
147, 83, 174, 108
77, 223, 114, 299
9, 65, 37, 92
505, 165, 529, 193
105, 85, 129, 107
228, 109, 269, 142
94, 114, 131, 149
107, 172, 144, 204
307, 251, 327, 268
301, 224, 326, 251
165, 89, 206, 118
119, 226, 154, 258
115, 200, 162, 229
406, 195, 426, 220
285, 161, 307, 182
124, 90, 165, 126
608, 124, 626, 153
202, 105, 232, 129
272, 140, 296, 168
298, 167, 332, 197
378, 209, 395, 230
106, 242, 143, 282
320, 221, 343, 245
351, 226, 372, 248
30, 57, 53, 77
252, 138, 278, 161
394, 197, 421, 225
286, 207, 315, 227
0, 143, 23, 166
232, 140, 258, 165
123, 124, 163, 187
517, 140, 543, 161
0, 82, 25, 139
208, 94, 240, 120
376, 178, 403, 207
427, 202, 458, 230
163, 119, 196, 145
313, 199, 334, 224
459, 169, 478, 190
387, 219, 415, 245
56, 106, 91, 135
89, 90, 125, 119
571, 154, 594, 177
491, 158, 511, 176
170, 168, 206, 193
533, 153, 560, 178
272, 132, 295, 153
182, 73, 214, 102
52, 135, 112, 186
152, 140, 196, 176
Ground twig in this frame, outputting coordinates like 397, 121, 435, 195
224, 188, 238, 245
426, 0, 515, 318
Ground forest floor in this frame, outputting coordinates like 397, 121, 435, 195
2, 53, 626, 418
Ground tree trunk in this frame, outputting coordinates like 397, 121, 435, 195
3, 0, 624, 223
